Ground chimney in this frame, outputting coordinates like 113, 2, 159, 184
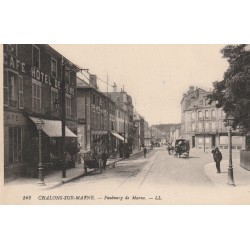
89, 74, 98, 89
113, 82, 117, 92
189, 86, 194, 92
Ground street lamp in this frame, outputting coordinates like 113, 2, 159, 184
35, 119, 45, 185
225, 114, 235, 186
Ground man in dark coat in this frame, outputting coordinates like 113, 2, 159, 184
143, 147, 147, 158
211, 147, 222, 173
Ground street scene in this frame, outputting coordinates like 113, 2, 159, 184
2, 44, 250, 204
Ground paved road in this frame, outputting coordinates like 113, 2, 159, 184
56, 147, 228, 192
46, 147, 243, 204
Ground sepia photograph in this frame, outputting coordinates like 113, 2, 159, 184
1, 44, 250, 205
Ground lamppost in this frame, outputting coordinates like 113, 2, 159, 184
35, 119, 45, 185
225, 115, 235, 186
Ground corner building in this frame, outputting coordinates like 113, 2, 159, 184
4, 44, 78, 180
181, 86, 245, 150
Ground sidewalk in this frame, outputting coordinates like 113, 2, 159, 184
4, 149, 143, 191
204, 159, 250, 188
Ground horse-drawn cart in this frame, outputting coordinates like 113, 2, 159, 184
175, 139, 190, 158
82, 151, 103, 174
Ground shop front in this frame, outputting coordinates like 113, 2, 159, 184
25, 117, 78, 176
4, 110, 28, 181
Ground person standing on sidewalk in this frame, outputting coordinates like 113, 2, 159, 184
143, 147, 147, 158
211, 147, 222, 173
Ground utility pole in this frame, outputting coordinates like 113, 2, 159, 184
61, 59, 66, 178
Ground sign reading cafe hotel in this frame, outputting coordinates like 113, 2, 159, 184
3, 53, 74, 95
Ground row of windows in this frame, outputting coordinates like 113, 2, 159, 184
189, 109, 226, 120
4, 70, 72, 118
6, 44, 59, 79
91, 93, 117, 116
189, 121, 228, 132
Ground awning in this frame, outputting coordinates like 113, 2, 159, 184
111, 132, 127, 143
29, 116, 77, 138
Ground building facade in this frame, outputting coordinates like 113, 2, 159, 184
181, 86, 245, 150
77, 77, 129, 158
4, 44, 78, 180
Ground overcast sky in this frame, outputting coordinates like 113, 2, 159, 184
51, 44, 229, 125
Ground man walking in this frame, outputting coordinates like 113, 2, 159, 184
143, 146, 147, 158
211, 147, 222, 173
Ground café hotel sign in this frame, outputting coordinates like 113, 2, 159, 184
4, 53, 74, 95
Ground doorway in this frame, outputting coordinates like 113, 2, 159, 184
192, 136, 195, 148
212, 135, 216, 147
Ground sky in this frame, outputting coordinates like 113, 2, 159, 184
51, 44, 229, 125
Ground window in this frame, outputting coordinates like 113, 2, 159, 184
92, 93, 96, 105
198, 138, 203, 144
32, 80, 42, 111
18, 76, 24, 109
205, 122, 209, 131
191, 123, 196, 132
198, 122, 203, 132
65, 67, 71, 85
211, 122, 216, 131
186, 99, 191, 108
198, 111, 203, 119
66, 94, 71, 118
51, 88, 59, 114
51, 58, 57, 78
9, 127, 23, 164
211, 109, 216, 119
205, 137, 210, 144
8, 71, 18, 107
191, 111, 196, 120
4, 70, 8, 106
32, 45, 40, 68
4, 70, 23, 109
205, 110, 209, 119
199, 100, 203, 105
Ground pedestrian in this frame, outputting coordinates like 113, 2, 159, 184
143, 147, 147, 158
211, 147, 222, 173
101, 151, 109, 170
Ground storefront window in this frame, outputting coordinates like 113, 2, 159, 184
9, 127, 23, 164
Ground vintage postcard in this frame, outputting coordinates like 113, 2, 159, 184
1, 44, 250, 205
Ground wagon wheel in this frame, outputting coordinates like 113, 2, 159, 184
98, 159, 103, 174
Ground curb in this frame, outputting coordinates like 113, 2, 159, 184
44, 150, 144, 190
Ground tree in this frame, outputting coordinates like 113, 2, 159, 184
208, 44, 250, 132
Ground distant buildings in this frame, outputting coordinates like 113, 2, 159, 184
181, 86, 245, 150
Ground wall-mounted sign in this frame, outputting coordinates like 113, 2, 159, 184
4, 111, 27, 126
